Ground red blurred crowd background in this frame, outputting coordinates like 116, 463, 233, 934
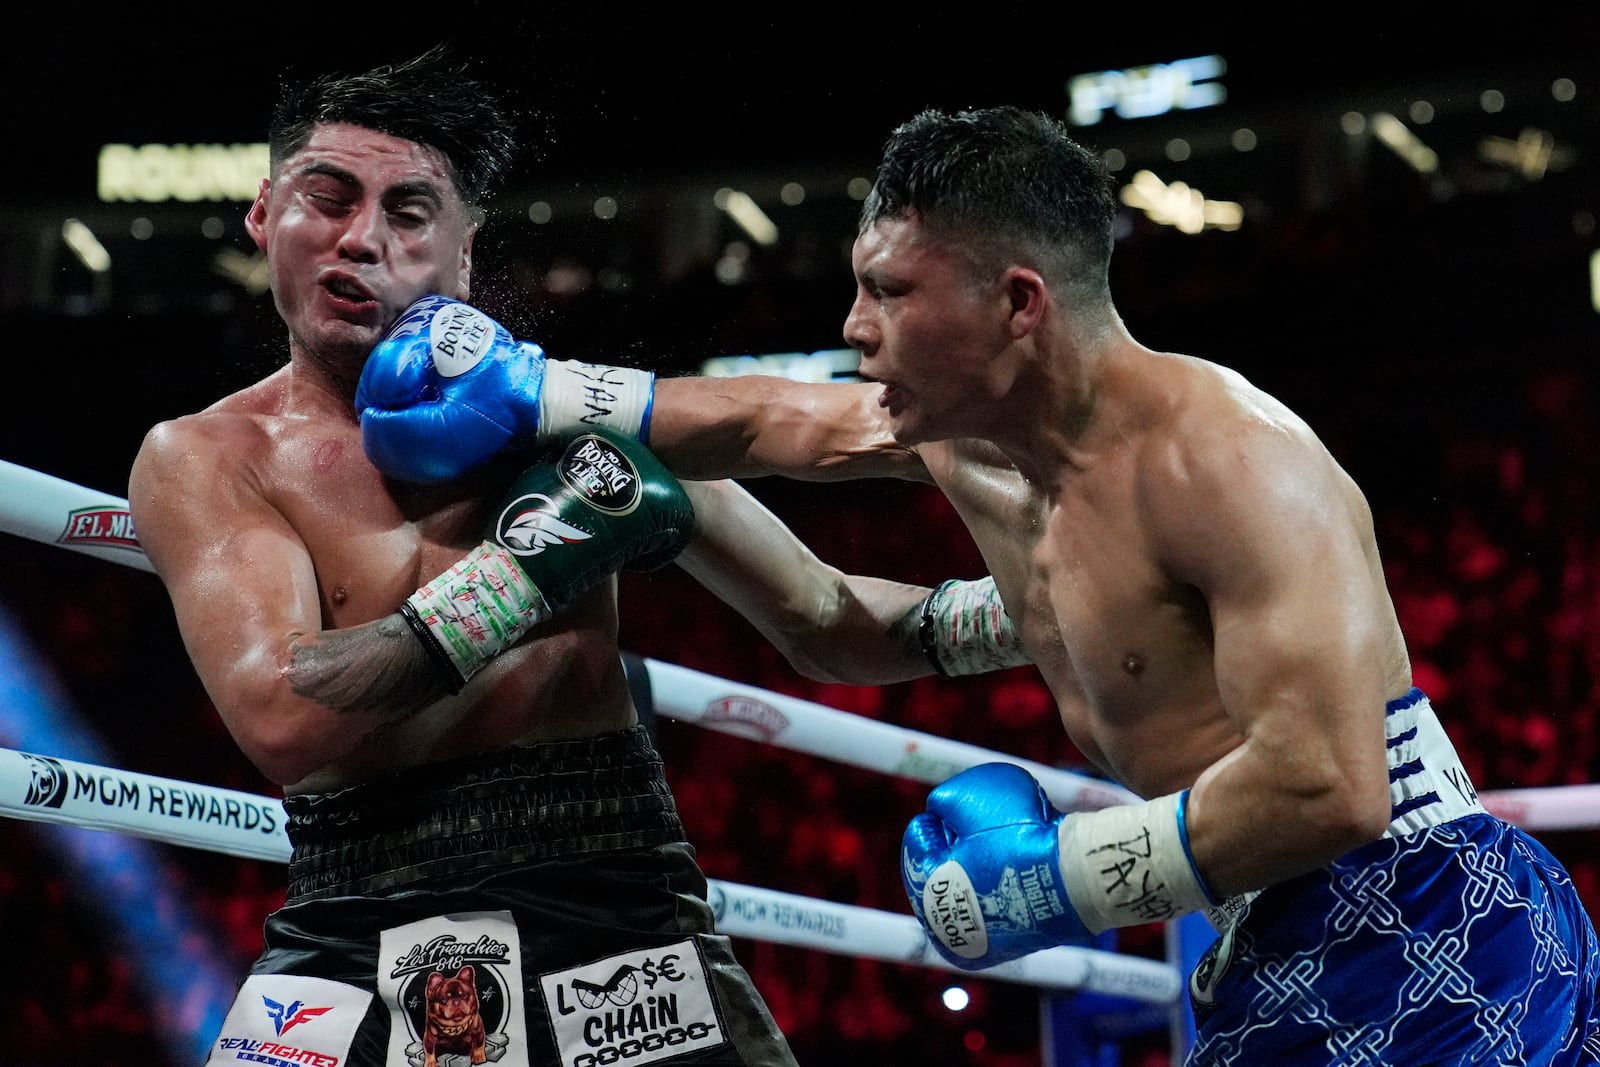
0, 23, 1596, 1067
2, 332, 1595, 1065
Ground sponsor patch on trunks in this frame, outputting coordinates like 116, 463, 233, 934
379, 910, 528, 1067
205, 974, 370, 1066
538, 939, 726, 1067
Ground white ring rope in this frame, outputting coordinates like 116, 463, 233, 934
637, 658, 1141, 813
0, 460, 1582, 831
0, 744, 1179, 1001
0, 460, 153, 573
0, 747, 291, 862
1473, 784, 1600, 832
4, 460, 1593, 1005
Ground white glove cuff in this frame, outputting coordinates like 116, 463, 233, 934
1056, 790, 1217, 933
919, 576, 1031, 677
403, 541, 551, 688
539, 359, 656, 441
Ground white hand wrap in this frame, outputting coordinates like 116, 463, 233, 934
401, 541, 551, 690
539, 359, 656, 441
919, 576, 1031, 676
1057, 790, 1217, 933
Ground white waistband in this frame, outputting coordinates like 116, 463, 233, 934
1384, 690, 1486, 837
1204, 691, 1484, 932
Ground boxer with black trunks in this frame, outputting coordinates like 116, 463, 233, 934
128, 47, 1010, 1067
357, 105, 1600, 1063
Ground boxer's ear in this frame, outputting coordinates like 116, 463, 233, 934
1002, 266, 1047, 340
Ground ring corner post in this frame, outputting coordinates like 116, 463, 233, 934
1166, 912, 1211, 1063
1039, 931, 1134, 1067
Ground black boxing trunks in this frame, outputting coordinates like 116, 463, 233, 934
203, 725, 798, 1067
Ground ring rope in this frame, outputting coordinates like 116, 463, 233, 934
0, 459, 153, 573
637, 657, 1141, 812
0, 460, 1583, 831
6, 458, 1595, 1011
0, 744, 1179, 1001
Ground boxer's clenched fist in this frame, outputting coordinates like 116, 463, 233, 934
358, 295, 656, 484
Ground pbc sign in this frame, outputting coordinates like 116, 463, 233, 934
1068, 55, 1227, 126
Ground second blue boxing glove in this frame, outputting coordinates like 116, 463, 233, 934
902, 762, 1092, 968
902, 762, 1217, 970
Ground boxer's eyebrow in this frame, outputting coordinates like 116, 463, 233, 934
381, 178, 446, 209
293, 162, 446, 205
294, 160, 358, 186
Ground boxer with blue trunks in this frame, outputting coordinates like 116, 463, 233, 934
345, 103, 1600, 1065
1186, 689, 1600, 1065
896, 690, 1600, 1066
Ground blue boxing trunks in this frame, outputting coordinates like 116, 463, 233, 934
203, 725, 798, 1067
1186, 689, 1600, 1066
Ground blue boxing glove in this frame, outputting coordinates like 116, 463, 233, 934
902, 763, 1217, 969
357, 295, 657, 484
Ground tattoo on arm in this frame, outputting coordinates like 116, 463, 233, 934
286, 614, 453, 716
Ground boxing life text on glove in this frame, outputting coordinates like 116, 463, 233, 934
400, 428, 693, 692
357, 294, 656, 484
901, 762, 1217, 969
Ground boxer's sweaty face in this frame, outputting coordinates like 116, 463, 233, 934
249, 122, 476, 368
846, 215, 1002, 445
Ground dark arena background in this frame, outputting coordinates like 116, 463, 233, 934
1, 9, 1598, 1065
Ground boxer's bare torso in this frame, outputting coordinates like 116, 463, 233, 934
651, 342, 1412, 894
132, 361, 634, 795
915, 352, 1414, 799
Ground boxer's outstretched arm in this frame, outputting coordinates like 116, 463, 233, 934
355, 295, 911, 486
676, 480, 934, 684
649, 375, 929, 483
354, 294, 917, 484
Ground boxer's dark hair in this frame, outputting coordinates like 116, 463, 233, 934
268, 44, 517, 208
861, 105, 1115, 299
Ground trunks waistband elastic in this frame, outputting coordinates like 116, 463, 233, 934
281, 724, 684, 903
1384, 688, 1486, 836
1206, 689, 1485, 931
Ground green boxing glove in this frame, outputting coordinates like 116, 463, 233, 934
401, 428, 695, 692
